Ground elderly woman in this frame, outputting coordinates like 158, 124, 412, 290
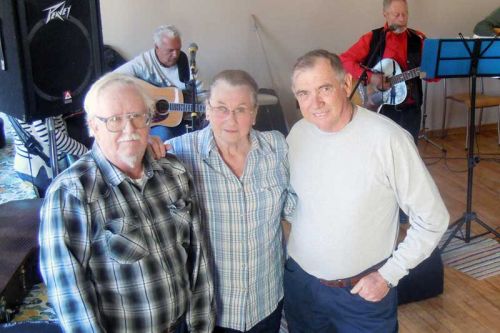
167, 70, 296, 333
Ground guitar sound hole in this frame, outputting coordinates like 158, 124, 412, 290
156, 99, 170, 116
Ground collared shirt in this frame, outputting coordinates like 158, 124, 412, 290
114, 48, 203, 92
39, 143, 215, 333
168, 126, 296, 331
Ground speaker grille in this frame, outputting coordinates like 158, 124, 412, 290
29, 17, 92, 101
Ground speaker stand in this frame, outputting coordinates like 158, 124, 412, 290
46, 117, 59, 177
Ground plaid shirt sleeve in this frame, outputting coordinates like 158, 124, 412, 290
183, 175, 216, 333
39, 184, 105, 333
280, 139, 297, 223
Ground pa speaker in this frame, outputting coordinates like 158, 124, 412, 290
0, 0, 103, 122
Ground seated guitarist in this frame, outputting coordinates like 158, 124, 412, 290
115, 24, 204, 141
340, 0, 426, 145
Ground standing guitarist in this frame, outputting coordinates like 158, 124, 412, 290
115, 24, 203, 141
340, 0, 426, 145
341, 0, 430, 225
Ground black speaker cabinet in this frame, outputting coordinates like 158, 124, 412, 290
0, 0, 103, 122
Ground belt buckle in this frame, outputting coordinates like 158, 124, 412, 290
336, 279, 347, 288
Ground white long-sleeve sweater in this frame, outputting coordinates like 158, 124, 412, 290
286, 106, 449, 286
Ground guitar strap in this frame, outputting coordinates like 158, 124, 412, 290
177, 51, 190, 84
367, 27, 424, 106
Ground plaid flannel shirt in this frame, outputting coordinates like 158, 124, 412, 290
39, 143, 215, 333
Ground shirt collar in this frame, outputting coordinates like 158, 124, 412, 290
91, 143, 157, 187
198, 125, 273, 160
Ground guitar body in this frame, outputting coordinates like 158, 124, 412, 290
357, 58, 408, 112
136, 81, 184, 128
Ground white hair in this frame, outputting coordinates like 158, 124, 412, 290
83, 72, 154, 136
153, 25, 181, 46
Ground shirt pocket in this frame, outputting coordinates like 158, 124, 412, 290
168, 199, 191, 250
104, 216, 150, 264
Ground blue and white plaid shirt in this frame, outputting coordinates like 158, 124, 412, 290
168, 127, 297, 331
39, 143, 215, 333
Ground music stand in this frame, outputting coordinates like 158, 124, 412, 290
420, 37, 500, 251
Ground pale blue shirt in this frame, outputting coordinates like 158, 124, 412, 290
168, 126, 296, 331
114, 48, 203, 91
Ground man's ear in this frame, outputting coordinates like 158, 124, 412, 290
205, 101, 211, 121
343, 73, 353, 94
88, 118, 98, 137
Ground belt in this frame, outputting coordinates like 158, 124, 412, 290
319, 260, 386, 288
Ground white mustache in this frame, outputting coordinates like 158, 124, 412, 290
118, 133, 142, 142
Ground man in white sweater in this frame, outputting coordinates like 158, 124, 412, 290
283, 49, 449, 332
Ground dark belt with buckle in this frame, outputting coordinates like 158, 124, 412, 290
319, 260, 387, 288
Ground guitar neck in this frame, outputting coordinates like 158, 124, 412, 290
389, 67, 420, 85
168, 103, 206, 113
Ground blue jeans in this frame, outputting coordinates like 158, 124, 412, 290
284, 258, 398, 333
213, 300, 283, 333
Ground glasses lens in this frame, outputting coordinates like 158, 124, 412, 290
130, 113, 150, 128
107, 116, 124, 132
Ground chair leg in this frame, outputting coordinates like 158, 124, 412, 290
441, 98, 448, 138
477, 108, 483, 133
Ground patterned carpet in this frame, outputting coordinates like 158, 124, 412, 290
439, 227, 500, 280
11, 284, 57, 322
0, 113, 38, 204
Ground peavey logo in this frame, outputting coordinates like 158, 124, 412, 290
43, 1, 72, 24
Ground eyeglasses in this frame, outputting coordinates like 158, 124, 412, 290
94, 112, 152, 133
207, 101, 255, 119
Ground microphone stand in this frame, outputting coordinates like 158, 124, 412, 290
186, 65, 198, 133
349, 28, 388, 101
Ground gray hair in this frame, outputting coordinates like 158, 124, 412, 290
383, 0, 407, 11
292, 49, 346, 84
208, 70, 259, 108
153, 25, 181, 46
84, 72, 154, 135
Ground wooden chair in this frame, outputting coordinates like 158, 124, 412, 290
441, 78, 500, 148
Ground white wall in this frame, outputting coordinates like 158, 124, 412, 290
100, 0, 500, 130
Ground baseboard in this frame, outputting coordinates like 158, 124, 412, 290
424, 123, 497, 138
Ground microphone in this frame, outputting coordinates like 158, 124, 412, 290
188, 42, 198, 73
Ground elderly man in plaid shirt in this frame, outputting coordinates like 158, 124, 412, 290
39, 73, 215, 333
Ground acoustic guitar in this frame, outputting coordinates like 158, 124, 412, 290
136, 80, 206, 128
354, 58, 422, 112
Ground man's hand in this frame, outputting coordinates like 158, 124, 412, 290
148, 135, 168, 160
370, 73, 391, 91
281, 220, 291, 243
350, 271, 390, 302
